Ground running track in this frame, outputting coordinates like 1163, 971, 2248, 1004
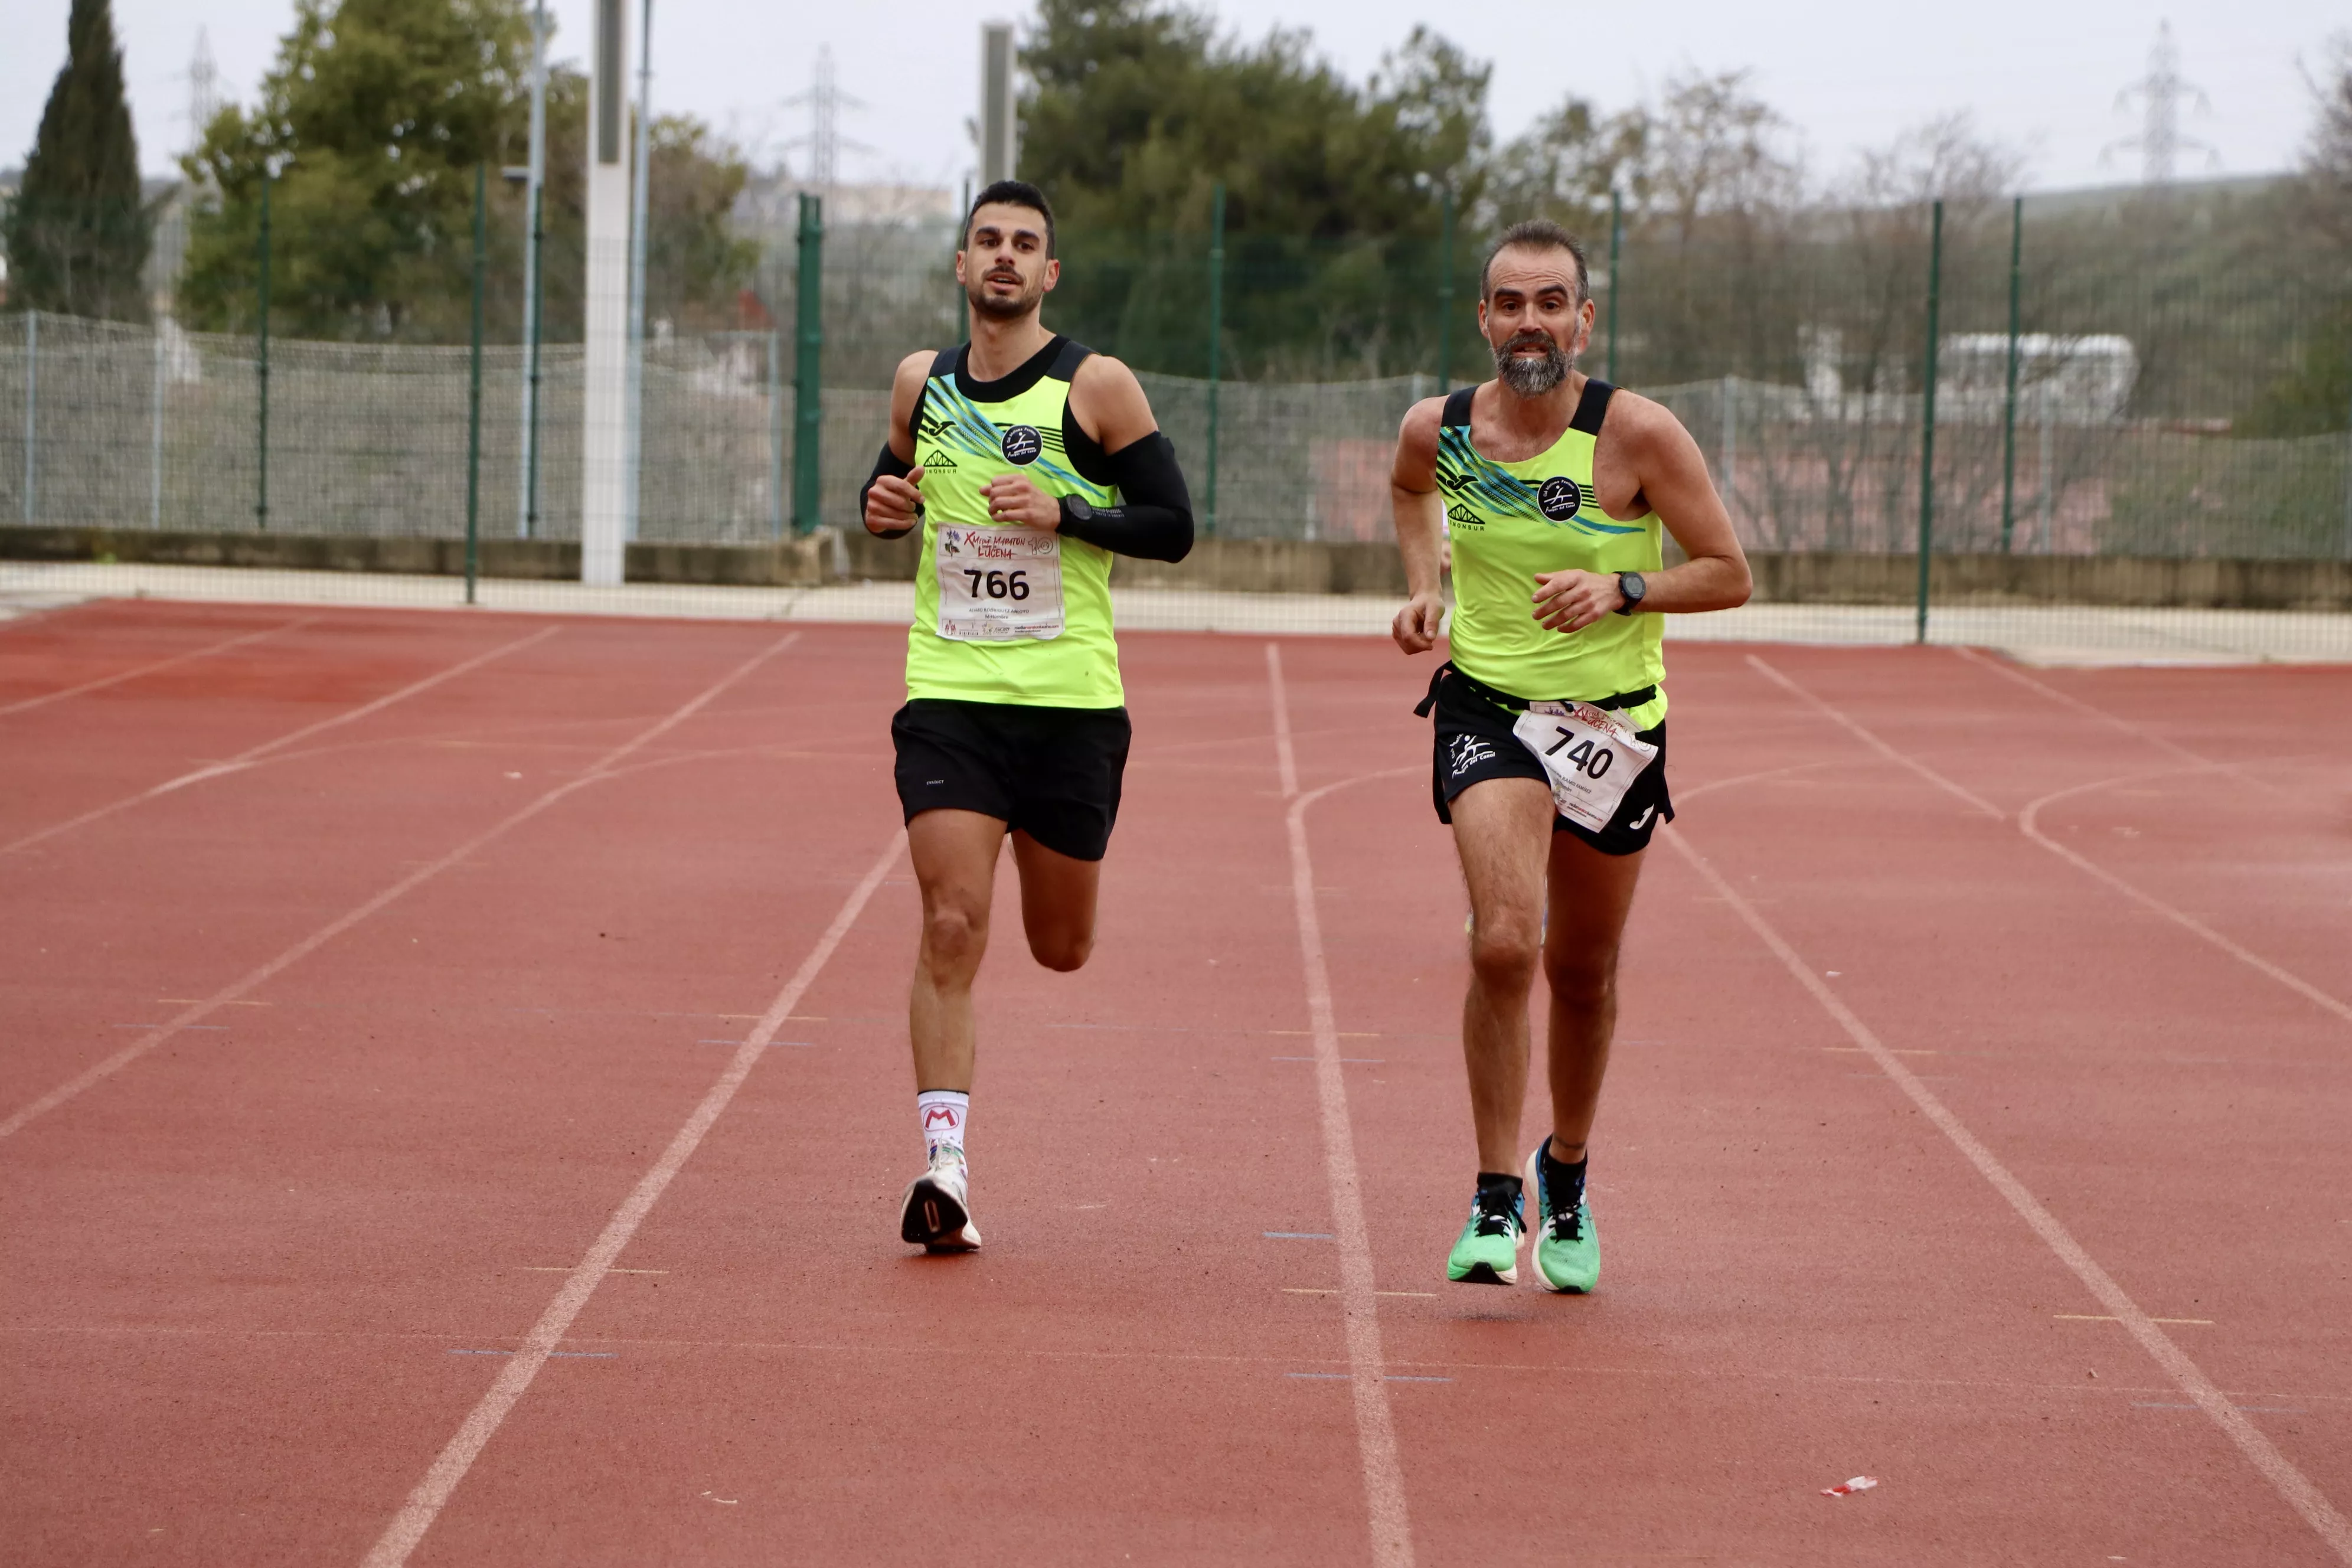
2, 599, 2347, 1565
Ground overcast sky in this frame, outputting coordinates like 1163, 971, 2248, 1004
10, 0, 2344, 195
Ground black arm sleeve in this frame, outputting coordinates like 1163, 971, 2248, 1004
858, 442, 917, 540
1057, 432, 1194, 563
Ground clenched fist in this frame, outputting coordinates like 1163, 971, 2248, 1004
865, 464, 926, 535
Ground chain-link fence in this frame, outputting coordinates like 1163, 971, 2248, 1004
4, 187, 2348, 658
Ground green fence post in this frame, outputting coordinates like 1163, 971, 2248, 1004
1606, 188, 1622, 385
1436, 184, 1455, 391
1205, 182, 1224, 538
1916, 198, 1943, 645
18, 313, 32, 524
1999, 194, 2022, 553
256, 171, 272, 531
768, 329, 785, 540
466, 162, 485, 606
792, 191, 824, 536
525, 178, 544, 538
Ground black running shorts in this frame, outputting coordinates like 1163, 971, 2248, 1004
1424, 666, 1672, 857
891, 699, 1132, 862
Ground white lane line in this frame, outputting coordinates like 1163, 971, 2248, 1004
2019, 775, 2352, 1030
1745, 654, 2005, 820
359, 828, 904, 1568
1661, 827, 2352, 1565
4, 626, 560, 857
0, 633, 800, 1145
1266, 642, 1414, 1568
0, 613, 314, 718
1949, 643, 2289, 797
1754, 655, 2348, 1031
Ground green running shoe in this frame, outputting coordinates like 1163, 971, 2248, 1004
1524, 1145, 1598, 1293
1445, 1183, 1523, 1285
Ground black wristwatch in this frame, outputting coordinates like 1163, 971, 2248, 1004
1615, 571, 1647, 614
1061, 495, 1095, 525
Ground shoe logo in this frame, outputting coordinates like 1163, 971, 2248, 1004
923, 1106, 961, 1130
1537, 476, 1584, 522
1448, 733, 1497, 778
1001, 424, 1043, 465
1627, 802, 1655, 831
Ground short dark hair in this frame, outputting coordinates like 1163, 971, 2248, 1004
965, 179, 1056, 257
1479, 219, 1589, 303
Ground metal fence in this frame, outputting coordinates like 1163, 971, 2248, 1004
4, 307, 2344, 562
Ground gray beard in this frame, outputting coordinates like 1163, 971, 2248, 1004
1494, 336, 1572, 397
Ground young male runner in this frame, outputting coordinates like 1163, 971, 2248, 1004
860, 181, 1193, 1252
1390, 219, 1750, 1292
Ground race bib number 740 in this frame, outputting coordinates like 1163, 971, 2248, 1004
933, 524, 1066, 641
1510, 700, 1659, 832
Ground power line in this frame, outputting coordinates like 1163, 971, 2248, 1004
2106, 19, 2217, 185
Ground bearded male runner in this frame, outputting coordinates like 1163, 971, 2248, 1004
1391, 219, 1751, 1292
860, 181, 1194, 1252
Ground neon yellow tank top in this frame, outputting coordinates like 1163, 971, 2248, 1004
905, 337, 1123, 708
1438, 379, 1667, 727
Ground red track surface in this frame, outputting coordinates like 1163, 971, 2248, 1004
2, 598, 2347, 1566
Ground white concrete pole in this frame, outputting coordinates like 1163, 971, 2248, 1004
580, 0, 631, 586
624, 0, 654, 543
516, 0, 547, 538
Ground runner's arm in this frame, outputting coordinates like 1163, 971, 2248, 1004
861, 351, 935, 539
1390, 397, 1447, 654
1056, 432, 1194, 563
978, 352, 1191, 562
1531, 393, 1751, 631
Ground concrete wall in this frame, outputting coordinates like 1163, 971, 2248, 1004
5, 525, 2348, 611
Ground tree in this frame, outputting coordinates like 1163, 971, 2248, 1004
4, 0, 152, 321
175, 0, 753, 342
1018, 0, 1492, 376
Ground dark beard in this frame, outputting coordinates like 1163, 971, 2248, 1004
968, 273, 1044, 321
1494, 331, 1572, 397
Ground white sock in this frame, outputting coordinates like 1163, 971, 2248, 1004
917, 1090, 969, 1162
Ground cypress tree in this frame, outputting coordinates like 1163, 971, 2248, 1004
5, 0, 152, 321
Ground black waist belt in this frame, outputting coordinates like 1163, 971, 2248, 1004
1413, 661, 1657, 719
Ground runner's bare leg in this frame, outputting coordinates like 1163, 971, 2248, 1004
907, 809, 1006, 1094
1542, 834, 1645, 1160
1009, 829, 1100, 972
1452, 777, 1553, 1172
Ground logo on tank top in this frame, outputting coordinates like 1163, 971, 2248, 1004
1001, 424, 1043, 465
1537, 476, 1584, 522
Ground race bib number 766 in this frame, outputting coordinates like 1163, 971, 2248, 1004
933, 524, 1066, 642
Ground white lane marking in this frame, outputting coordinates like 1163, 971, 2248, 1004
0, 633, 800, 1144
1745, 654, 2005, 820
5, 626, 560, 857
358, 828, 903, 1568
1949, 644, 2289, 798
0, 614, 313, 718
1755, 657, 2351, 1031
1266, 642, 1414, 1568
1662, 827, 2352, 1565
2018, 773, 2352, 1029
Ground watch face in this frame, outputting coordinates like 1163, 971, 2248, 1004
1622, 572, 1645, 600
1066, 496, 1093, 522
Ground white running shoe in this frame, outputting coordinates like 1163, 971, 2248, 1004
900, 1146, 982, 1252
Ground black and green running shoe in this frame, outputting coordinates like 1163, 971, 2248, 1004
1524, 1145, 1598, 1293
1445, 1182, 1524, 1285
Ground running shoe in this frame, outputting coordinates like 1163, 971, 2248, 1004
1524, 1145, 1598, 1293
900, 1146, 982, 1252
1445, 1182, 1524, 1285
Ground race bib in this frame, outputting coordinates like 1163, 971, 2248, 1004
933, 524, 1064, 641
1510, 701, 1659, 832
